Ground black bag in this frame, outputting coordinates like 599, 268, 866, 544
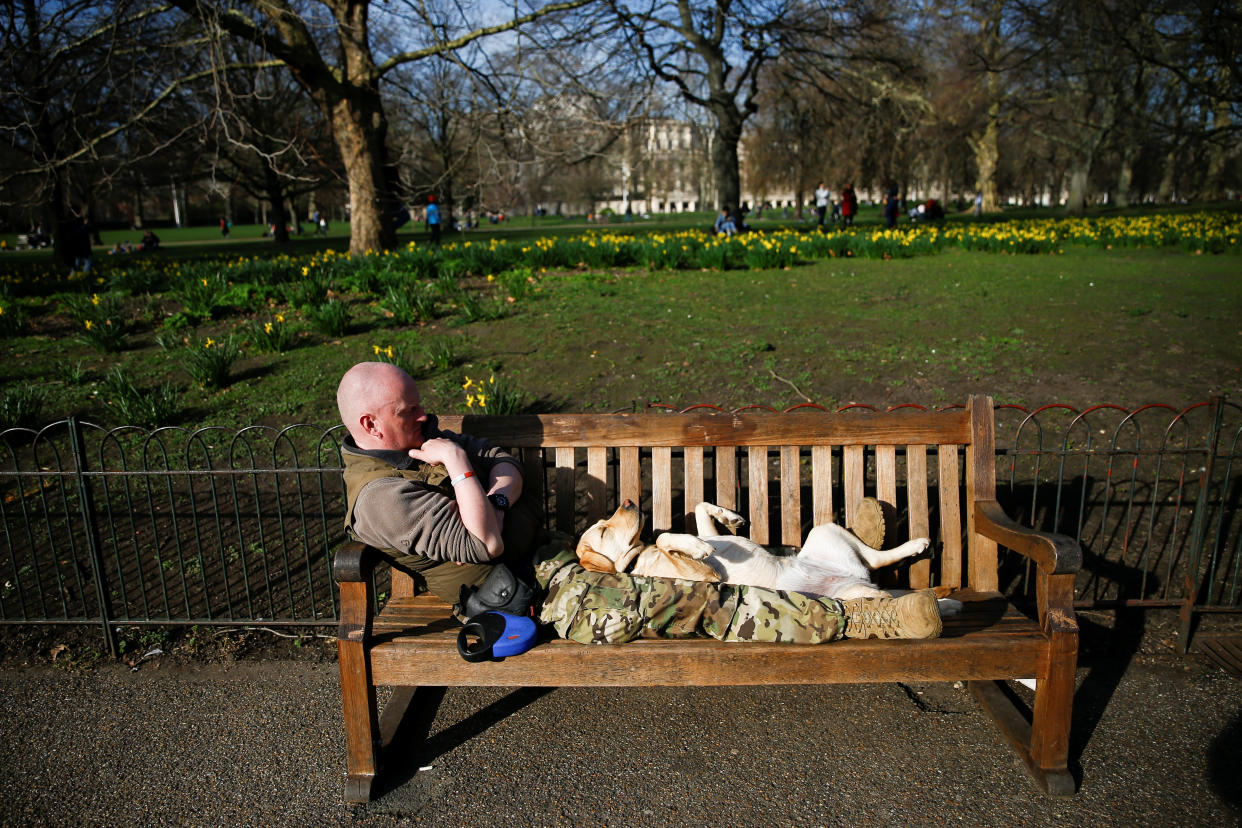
454, 563, 535, 619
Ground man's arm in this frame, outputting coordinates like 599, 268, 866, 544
350, 478, 493, 563
409, 437, 504, 558
486, 461, 523, 503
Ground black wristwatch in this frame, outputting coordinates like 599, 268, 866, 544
487, 492, 510, 511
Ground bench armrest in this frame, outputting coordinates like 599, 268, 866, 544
974, 499, 1082, 575
333, 540, 379, 583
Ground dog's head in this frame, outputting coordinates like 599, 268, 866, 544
574, 500, 645, 574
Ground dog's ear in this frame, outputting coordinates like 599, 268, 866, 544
577, 546, 617, 573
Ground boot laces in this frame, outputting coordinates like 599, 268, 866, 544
851, 599, 899, 638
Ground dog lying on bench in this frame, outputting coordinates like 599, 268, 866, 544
575, 500, 958, 615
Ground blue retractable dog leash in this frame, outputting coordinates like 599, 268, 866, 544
456, 611, 537, 661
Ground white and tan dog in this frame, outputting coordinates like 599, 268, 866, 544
576, 500, 953, 607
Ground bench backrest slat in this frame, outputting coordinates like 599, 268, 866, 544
439, 410, 972, 448
907, 445, 930, 588
939, 444, 964, 589
438, 401, 995, 591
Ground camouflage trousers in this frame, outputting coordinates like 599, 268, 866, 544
535, 546, 845, 644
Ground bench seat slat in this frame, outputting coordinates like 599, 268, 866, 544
368, 592, 1043, 687
368, 636, 1042, 688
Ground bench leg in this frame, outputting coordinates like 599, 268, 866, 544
970, 679, 1074, 796
969, 611, 1077, 796
1029, 617, 1077, 795
338, 636, 381, 803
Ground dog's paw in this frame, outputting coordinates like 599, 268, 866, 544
708, 505, 747, 533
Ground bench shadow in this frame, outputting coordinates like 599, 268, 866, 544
372, 685, 554, 799
1209, 711, 1242, 816
1066, 543, 1150, 789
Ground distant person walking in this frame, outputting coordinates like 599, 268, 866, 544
840, 185, 857, 227
974, 190, 983, 217
884, 181, 899, 228
68, 215, 93, 273
219, 217, 230, 238
814, 182, 831, 229
425, 195, 441, 245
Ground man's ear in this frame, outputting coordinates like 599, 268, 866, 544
577, 545, 617, 573
359, 413, 378, 438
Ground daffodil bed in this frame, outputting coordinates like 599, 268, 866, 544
0, 210, 1238, 431
0, 212, 1237, 300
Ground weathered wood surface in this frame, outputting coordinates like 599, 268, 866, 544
367, 592, 1043, 688
437, 409, 973, 448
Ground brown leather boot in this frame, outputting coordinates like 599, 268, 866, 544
840, 590, 942, 639
851, 497, 885, 548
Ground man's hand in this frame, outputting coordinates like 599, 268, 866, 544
408, 437, 466, 469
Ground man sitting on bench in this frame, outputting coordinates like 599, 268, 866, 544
336, 362, 543, 606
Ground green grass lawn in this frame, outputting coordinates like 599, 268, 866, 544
1, 233, 1237, 433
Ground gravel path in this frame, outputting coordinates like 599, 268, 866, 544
0, 613, 1238, 827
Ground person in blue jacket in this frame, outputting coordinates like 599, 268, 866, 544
426, 195, 441, 245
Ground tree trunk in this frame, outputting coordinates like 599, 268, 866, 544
1065, 161, 1090, 214
131, 175, 146, 229
971, 99, 1001, 213
329, 94, 396, 254
710, 106, 743, 210
48, 171, 72, 270
245, 0, 399, 255
1157, 144, 1178, 202
969, 4, 1004, 214
1115, 158, 1133, 208
264, 163, 290, 244
1203, 98, 1231, 201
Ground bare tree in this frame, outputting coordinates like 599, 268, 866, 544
205, 50, 343, 245
599, 1, 909, 211
0, 0, 198, 266
933, 0, 1035, 213
166, 0, 593, 255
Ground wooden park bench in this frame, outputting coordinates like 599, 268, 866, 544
333, 396, 1081, 802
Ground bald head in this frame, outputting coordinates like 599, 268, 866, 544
338, 362, 427, 450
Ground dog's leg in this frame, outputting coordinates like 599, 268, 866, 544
655, 533, 716, 559
694, 502, 747, 537
802, 524, 931, 570
858, 537, 932, 569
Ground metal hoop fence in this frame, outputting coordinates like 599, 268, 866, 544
1, 400, 1237, 653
